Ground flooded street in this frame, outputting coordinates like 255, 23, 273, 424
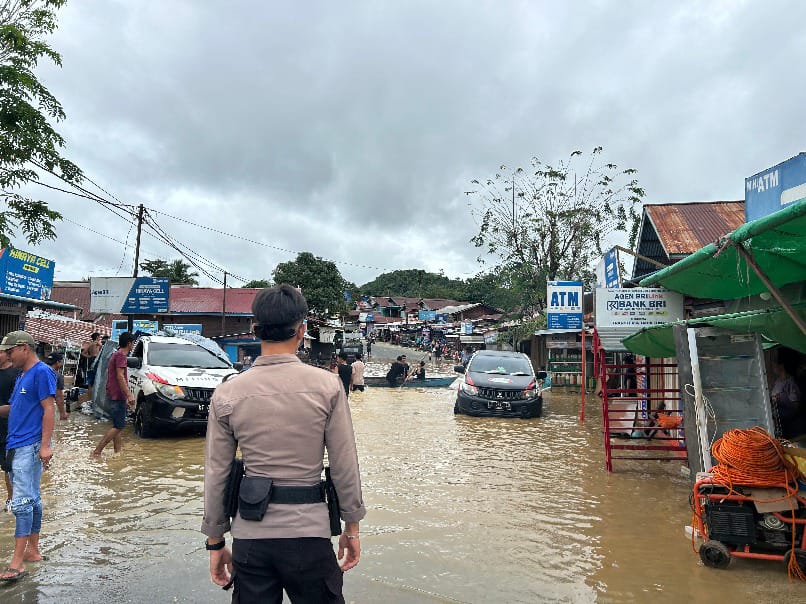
1, 368, 803, 602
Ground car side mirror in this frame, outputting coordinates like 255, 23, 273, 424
454, 364, 465, 374
127, 357, 142, 369
233, 362, 244, 371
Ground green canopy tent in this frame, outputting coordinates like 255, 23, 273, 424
638, 198, 805, 298
622, 302, 806, 357
638, 198, 806, 340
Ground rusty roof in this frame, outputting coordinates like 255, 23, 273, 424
25, 312, 111, 347
646, 201, 745, 256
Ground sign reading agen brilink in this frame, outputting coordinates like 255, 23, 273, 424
546, 281, 583, 330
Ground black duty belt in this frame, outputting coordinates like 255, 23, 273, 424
270, 483, 326, 504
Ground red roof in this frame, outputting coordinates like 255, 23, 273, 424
646, 201, 745, 256
51, 284, 262, 317
26, 314, 111, 347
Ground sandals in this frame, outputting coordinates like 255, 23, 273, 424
0, 567, 28, 582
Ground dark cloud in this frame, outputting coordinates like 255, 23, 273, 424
17, 0, 806, 287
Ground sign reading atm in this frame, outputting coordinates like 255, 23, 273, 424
745, 153, 806, 222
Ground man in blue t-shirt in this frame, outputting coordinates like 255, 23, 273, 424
0, 331, 56, 583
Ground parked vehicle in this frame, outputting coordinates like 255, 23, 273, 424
96, 334, 237, 437
454, 350, 542, 418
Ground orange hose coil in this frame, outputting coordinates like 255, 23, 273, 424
707, 427, 806, 581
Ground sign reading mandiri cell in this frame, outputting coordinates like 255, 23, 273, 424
595, 287, 684, 329
546, 280, 583, 330
90, 277, 170, 314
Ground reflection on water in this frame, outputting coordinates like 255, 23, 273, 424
0, 387, 802, 602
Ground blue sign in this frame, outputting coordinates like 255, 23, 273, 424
746, 153, 806, 222
111, 319, 129, 342
435, 313, 450, 324
547, 280, 583, 330
418, 310, 437, 321
120, 277, 170, 313
0, 248, 55, 300
462, 321, 474, 334
365, 312, 374, 322
603, 248, 620, 288
162, 323, 203, 336
133, 319, 159, 335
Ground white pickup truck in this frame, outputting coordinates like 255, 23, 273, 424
123, 334, 238, 437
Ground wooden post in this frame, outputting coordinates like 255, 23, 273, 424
580, 328, 586, 423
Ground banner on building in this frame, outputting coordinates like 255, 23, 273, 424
595, 288, 684, 329
462, 321, 474, 334
90, 277, 170, 314
162, 323, 203, 336
418, 310, 437, 321
547, 281, 583, 330
745, 153, 806, 222
0, 248, 55, 300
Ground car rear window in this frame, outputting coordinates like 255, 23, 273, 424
469, 355, 534, 376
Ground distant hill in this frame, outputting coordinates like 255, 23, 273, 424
360, 269, 519, 312
360, 269, 464, 299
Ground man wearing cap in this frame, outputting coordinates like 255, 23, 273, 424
0, 347, 21, 510
43, 353, 68, 421
202, 284, 365, 602
0, 331, 56, 582
91, 332, 136, 458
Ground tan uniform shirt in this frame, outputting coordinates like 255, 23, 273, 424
201, 354, 365, 540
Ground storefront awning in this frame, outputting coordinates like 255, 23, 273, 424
622, 302, 806, 357
0, 292, 80, 311
638, 199, 806, 300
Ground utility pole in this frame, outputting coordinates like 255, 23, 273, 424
129, 203, 145, 333
221, 271, 227, 336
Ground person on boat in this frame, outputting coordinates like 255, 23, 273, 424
351, 354, 365, 393
386, 356, 407, 387
413, 361, 426, 381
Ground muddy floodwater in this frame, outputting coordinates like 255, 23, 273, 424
1, 381, 803, 602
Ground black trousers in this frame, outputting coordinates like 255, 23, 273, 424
232, 537, 344, 604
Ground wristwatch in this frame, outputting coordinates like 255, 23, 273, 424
205, 538, 225, 551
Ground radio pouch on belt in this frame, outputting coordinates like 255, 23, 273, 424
238, 476, 273, 521
324, 466, 342, 536
224, 457, 244, 520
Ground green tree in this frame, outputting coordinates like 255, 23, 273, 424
469, 147, 644, 313
273, 252, 349, 316
0, 0, 81, 249
242, 279, 269, 288
139, 258, 200, 285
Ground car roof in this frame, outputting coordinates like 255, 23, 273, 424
472, 350, 527, 358
140, 335, 196, 345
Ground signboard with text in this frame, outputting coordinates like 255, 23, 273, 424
595, 288, 684, 329
745, 153, 806, 222
162, 323, 203, 336
0, 248, 55, 300
547, 281, 583, 330
90, 277, 170, 314
418, 310, 437, 321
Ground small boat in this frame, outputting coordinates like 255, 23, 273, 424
363, 376, 458, 388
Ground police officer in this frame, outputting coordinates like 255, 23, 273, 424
202, 284, 365, 603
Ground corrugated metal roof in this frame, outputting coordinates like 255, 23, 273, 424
51, 284, 262, 316
646, 201, 745, 256
25, 311, 111, 347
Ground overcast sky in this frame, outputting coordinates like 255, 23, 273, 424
17, 0, 806, 288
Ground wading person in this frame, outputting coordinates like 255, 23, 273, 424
351, 353, 365, 393
202, 284, 365, 602
0, 331, 56, 582
335, 352, 352, 397
385, 355, 406, 387
43, 353, 68, 421
0, 347, 21, 511
91, 332, 136, 458
79, 332, 102, 387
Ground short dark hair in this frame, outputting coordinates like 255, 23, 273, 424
119, 332, 135, 348
252, 284, 309, 342
337, 351, 348, 361
355, 353, 362, 361
396, 355, 402, 361
91, 332, 100, 340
